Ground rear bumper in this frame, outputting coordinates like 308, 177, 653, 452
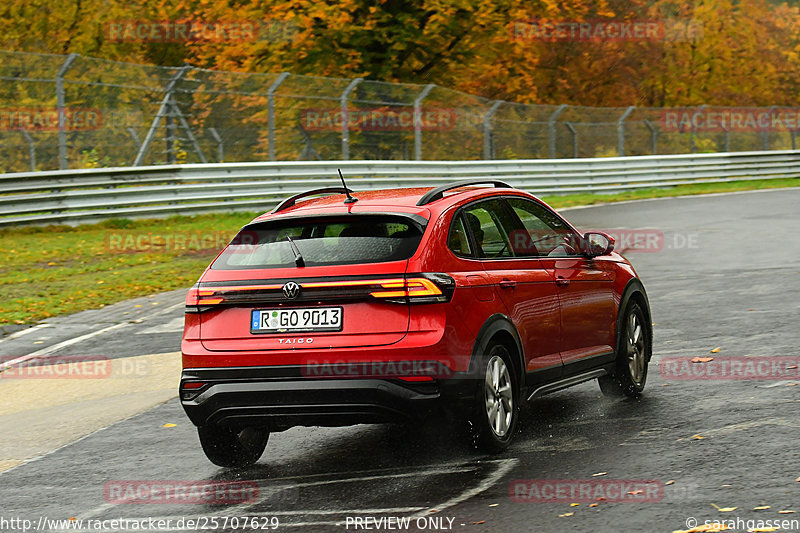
180, 366, 476, 429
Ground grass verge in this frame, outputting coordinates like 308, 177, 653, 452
2, 177, 799, 324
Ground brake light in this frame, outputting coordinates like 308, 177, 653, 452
370, 278, 442, 298
370, 274, 454, 304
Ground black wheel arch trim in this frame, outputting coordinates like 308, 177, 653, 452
469, 313, 526, 384
617, 278, 653, 361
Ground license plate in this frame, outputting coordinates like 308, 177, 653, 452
250, 307, 343, 333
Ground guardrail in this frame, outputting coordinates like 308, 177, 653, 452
2, 150, 799, 227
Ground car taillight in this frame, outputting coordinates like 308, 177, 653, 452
185, 273, 455, 310
370, 273, 455, 304
185, 287, 224, 313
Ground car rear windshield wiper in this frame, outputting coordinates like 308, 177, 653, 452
284, 235, 305, 267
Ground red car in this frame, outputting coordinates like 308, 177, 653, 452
181, 180, 652, 467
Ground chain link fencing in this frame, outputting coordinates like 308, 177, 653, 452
2, 50, 799, 173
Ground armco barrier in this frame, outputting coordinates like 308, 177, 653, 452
1, 150, 799, 226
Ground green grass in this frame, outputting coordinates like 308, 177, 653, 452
2, 177, 799, 324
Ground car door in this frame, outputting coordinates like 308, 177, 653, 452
504, 197, 616, 372
459, 199, 563, 383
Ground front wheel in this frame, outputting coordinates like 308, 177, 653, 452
469, 343, 519, 453
198, 425, 269, 468
599, 301, 650, 398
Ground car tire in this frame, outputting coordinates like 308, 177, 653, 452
598, 300, 651, 398
469, 343, 519, 453
197, 425, 269, 468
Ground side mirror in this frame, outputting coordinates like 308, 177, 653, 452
583, 232, 614, 257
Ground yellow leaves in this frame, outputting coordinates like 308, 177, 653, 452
673, 524, 729, 533
710, 347, 721, 353
558, 512, 574, 518
711, 503, 738, 512
665, 480, 675, 485
592, 471, 608, 477
162, 423, 177, 428
753, 505, 771, 510
692, 357, 714, 363
570, 503, 579, 507
691, 434, 706, 440
778, 510, 796, 514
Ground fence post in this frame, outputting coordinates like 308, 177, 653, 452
267, 72, 289, 161
643, 119, 658, 154
56, 53, 78, 170
340, 77, 363, 161
483, 100, 504, 160
548, 104, 567, 158
689, 105, 707, 153
20, 130, 35, 171
617, 106, 636, 156
134, 66, 189, 166
209, 127, 224, 162
413, 84, 435, 160
564, 122, 578, 158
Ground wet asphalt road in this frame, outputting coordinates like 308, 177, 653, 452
1, 188, 799, 533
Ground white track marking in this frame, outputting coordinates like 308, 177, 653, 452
0, 323, 51, 345
0, 322, 128, 371
0, 302, 183, 371
411, 458, 518, 518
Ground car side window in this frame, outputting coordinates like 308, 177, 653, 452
447, 213, 474, 257
504, 197, 581, 257
462, 200, 515, 258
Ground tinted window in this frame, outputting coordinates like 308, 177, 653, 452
505, 197, 580, 257
462, 200, 515, 258
211, 216, 423, 269
448, 213, 474, 257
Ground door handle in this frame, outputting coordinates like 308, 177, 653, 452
499, 279, 517, 290
556, 276, 570, 287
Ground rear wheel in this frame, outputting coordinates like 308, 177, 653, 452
469, 343, 519, 453
198, 425, 269, 467
599, 301, 650, 398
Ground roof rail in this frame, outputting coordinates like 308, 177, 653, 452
416, 179, 513, 206
271, 187, 354, 213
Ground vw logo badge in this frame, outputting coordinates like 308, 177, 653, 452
282, 281, 301, 299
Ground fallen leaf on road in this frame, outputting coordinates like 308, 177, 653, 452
749, 527, 779, 532
753, 505, 771, 510
710, 347, 721, 353
665, 480, 675, 485
472, 521, 485, 525
796, 476, 800, 482
672, 524, 730, 532
627, 490, 644, 495
589, 503, 598, 507
488, 504, 498, 507
162, 423, 177, 428
692, 357, 714, 363
778, 510, 796, 514
711, 503, 738, 512
570, 503, 579, 507
558, 513, 574, 518
691, 434, 706, 440
592, 472, 608, 477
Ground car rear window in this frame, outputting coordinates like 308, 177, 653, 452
211, 215, 425, 270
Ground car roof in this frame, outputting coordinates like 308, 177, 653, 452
251, 185, 539, 223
